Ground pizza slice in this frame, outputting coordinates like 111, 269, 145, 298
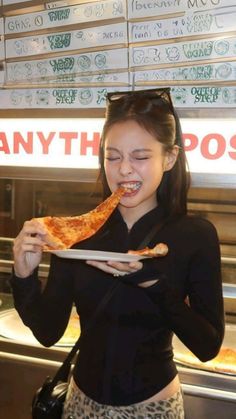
34, 188, 125, 250
128, 243, 168, 257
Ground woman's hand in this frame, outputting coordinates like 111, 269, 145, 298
13, 220, 47, 278
86, 259, 158, 288
86, 259, 143, 277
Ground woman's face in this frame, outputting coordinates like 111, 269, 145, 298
104, 120, 177, 217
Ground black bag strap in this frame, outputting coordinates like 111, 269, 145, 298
48, 217, 166, 390
136, 218, 165, 250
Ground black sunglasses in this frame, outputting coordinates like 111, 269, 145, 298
107, 87, 174, 111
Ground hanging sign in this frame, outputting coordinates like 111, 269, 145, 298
0, 118, 235, 175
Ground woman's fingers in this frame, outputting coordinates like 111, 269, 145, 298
107, 260, 143, 272
86, 260, 143, 276
18, 220, 46, 238
85, 260, 126, 276
13, 219, 46, 278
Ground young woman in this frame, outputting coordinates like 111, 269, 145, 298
12, 88, 224, 418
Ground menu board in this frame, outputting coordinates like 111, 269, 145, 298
0, 0, 235, 109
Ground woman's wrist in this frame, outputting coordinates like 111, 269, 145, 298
13, 265, 34, 279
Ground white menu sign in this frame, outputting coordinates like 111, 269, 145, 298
6, 22, 128, 59
0, 118, 235, 175
128, 0, 236, 18
5, 0, 126, 34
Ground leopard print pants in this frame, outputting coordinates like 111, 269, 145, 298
62, 378, 185, 419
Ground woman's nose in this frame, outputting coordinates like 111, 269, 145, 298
119, 158, 133, 176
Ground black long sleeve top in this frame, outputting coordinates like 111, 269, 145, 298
11, 206, 224, 406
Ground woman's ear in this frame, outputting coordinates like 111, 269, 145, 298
163, 145, 179, 171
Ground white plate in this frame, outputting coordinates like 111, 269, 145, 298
47, 249, 149, 262
0, 308, 79, 347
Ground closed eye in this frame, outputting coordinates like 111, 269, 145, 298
105, 156, 121, 161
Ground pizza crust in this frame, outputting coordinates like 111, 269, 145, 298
128, 243, 168, 257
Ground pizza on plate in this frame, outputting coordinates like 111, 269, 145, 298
128, 243, 168, 257
33, 188, 125, 250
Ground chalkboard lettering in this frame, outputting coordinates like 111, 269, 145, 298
187, 0, 220, 8
191, 86, 219, 103
132, 0, 181, 11
47, 33, 71, 50
187, 13, 213, 33
183, 41, 213, 58
103, 30, 125, 39
7, 17, 31, 32
48, 9, 70, 22
186, 65, 213, 79
49, 57, 75, 73
53, 89, 77, 104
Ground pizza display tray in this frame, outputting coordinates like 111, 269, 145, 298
173, 324, 236, 375
0, 308, 80, 347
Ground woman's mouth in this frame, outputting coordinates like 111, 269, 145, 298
119, 182, 142, 195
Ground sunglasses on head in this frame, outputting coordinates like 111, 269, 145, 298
107, 87, 174, 110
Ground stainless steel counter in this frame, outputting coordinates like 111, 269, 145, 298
178, 365, 236, 419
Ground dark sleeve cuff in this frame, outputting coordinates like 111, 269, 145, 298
11, 267, 38, 287
10, 268, 42, 307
